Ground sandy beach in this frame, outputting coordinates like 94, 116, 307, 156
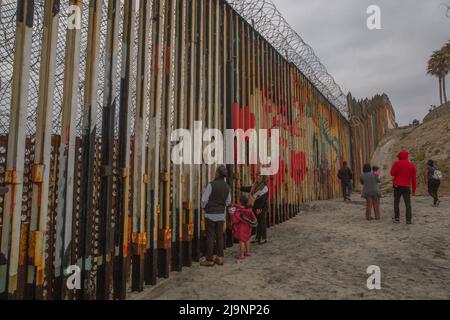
129, 195, 450, 300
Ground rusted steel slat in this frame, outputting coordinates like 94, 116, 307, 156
145, 0, 163, 287
171, 0, 187, 273
77, 0, 103, 300
97, 0, 120, 300
206, 0, 213, 182
131, 0, 150, 293
53, 0, 83, 300
114, 0, 135, 300
223, 3, 235, 249
26, 0, 60, 300
0, 0, 35, 300
182, 0, 197, 267
191, 0, 202, 262
156, 0, 176, 280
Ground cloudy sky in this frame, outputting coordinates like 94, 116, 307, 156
271, 0, 450, 125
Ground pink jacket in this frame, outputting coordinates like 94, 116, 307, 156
230, 205, 257, 242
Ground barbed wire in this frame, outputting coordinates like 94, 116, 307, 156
228, 0, 348, 117
0, 0, 349, 137
0, 1, 17, 135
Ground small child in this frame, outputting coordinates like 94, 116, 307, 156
230, 194, 258, 260
372, 166, 381, 178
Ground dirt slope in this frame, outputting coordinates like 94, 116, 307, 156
371, 111, 450, 196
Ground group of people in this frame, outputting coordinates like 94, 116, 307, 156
338, 151, 443, 224
200, 166, 269, 267
0, 152, 443, 269
200, 151, 444, 266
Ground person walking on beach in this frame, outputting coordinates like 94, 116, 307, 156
360, 164, 381, 221
241, 171, 269, 245
230, 194, 258, 261
426, 160, 442, 207
338, 161, 353, 202
390, 151, 417, 224
200, 166, 231, 267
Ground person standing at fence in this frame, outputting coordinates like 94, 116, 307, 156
241, 171, 269, 245
426, 160, 442, 207
338, 161, 353, 202
360, 164, 381, 221
200, 166, 231, 267
230, 194, 258, 260
390, 151, 417, 225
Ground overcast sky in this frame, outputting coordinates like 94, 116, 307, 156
271, 0, 450, 125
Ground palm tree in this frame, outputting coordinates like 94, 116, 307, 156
427, 49, 448, 105
442, 41, 450, 104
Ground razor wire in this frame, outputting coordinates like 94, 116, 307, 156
0, 1, 17, 136
228, 0, 348, 117
0, 0, 349, 135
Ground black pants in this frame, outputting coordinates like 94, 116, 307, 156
205, 219, 224, 261
394, 186, 412, 223
428, 180, 440, 205
255, 209, 267, 241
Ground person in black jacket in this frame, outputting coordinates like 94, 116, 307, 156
338, 161, 353, 202
241, 172, 269, 245
426, 160, 441, 207
200, 166, 231, 267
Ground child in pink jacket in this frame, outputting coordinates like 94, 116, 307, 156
373, 166, 381, 178
230, 194, 258, 260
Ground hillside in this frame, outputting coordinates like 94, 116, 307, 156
371, 108, 450, 196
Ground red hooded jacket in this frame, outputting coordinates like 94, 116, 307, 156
230, 205, 257, 242
390, 151, 417, 193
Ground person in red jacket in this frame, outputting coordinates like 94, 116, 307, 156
230, 195, 258, 261
390, 151, 417, 224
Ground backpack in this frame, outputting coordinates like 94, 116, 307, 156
432, 170, 443, 181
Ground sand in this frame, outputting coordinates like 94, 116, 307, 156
129, 195, 450, 300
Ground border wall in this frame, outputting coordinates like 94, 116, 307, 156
347, 93, 397, 189
0, 0, 393, 300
